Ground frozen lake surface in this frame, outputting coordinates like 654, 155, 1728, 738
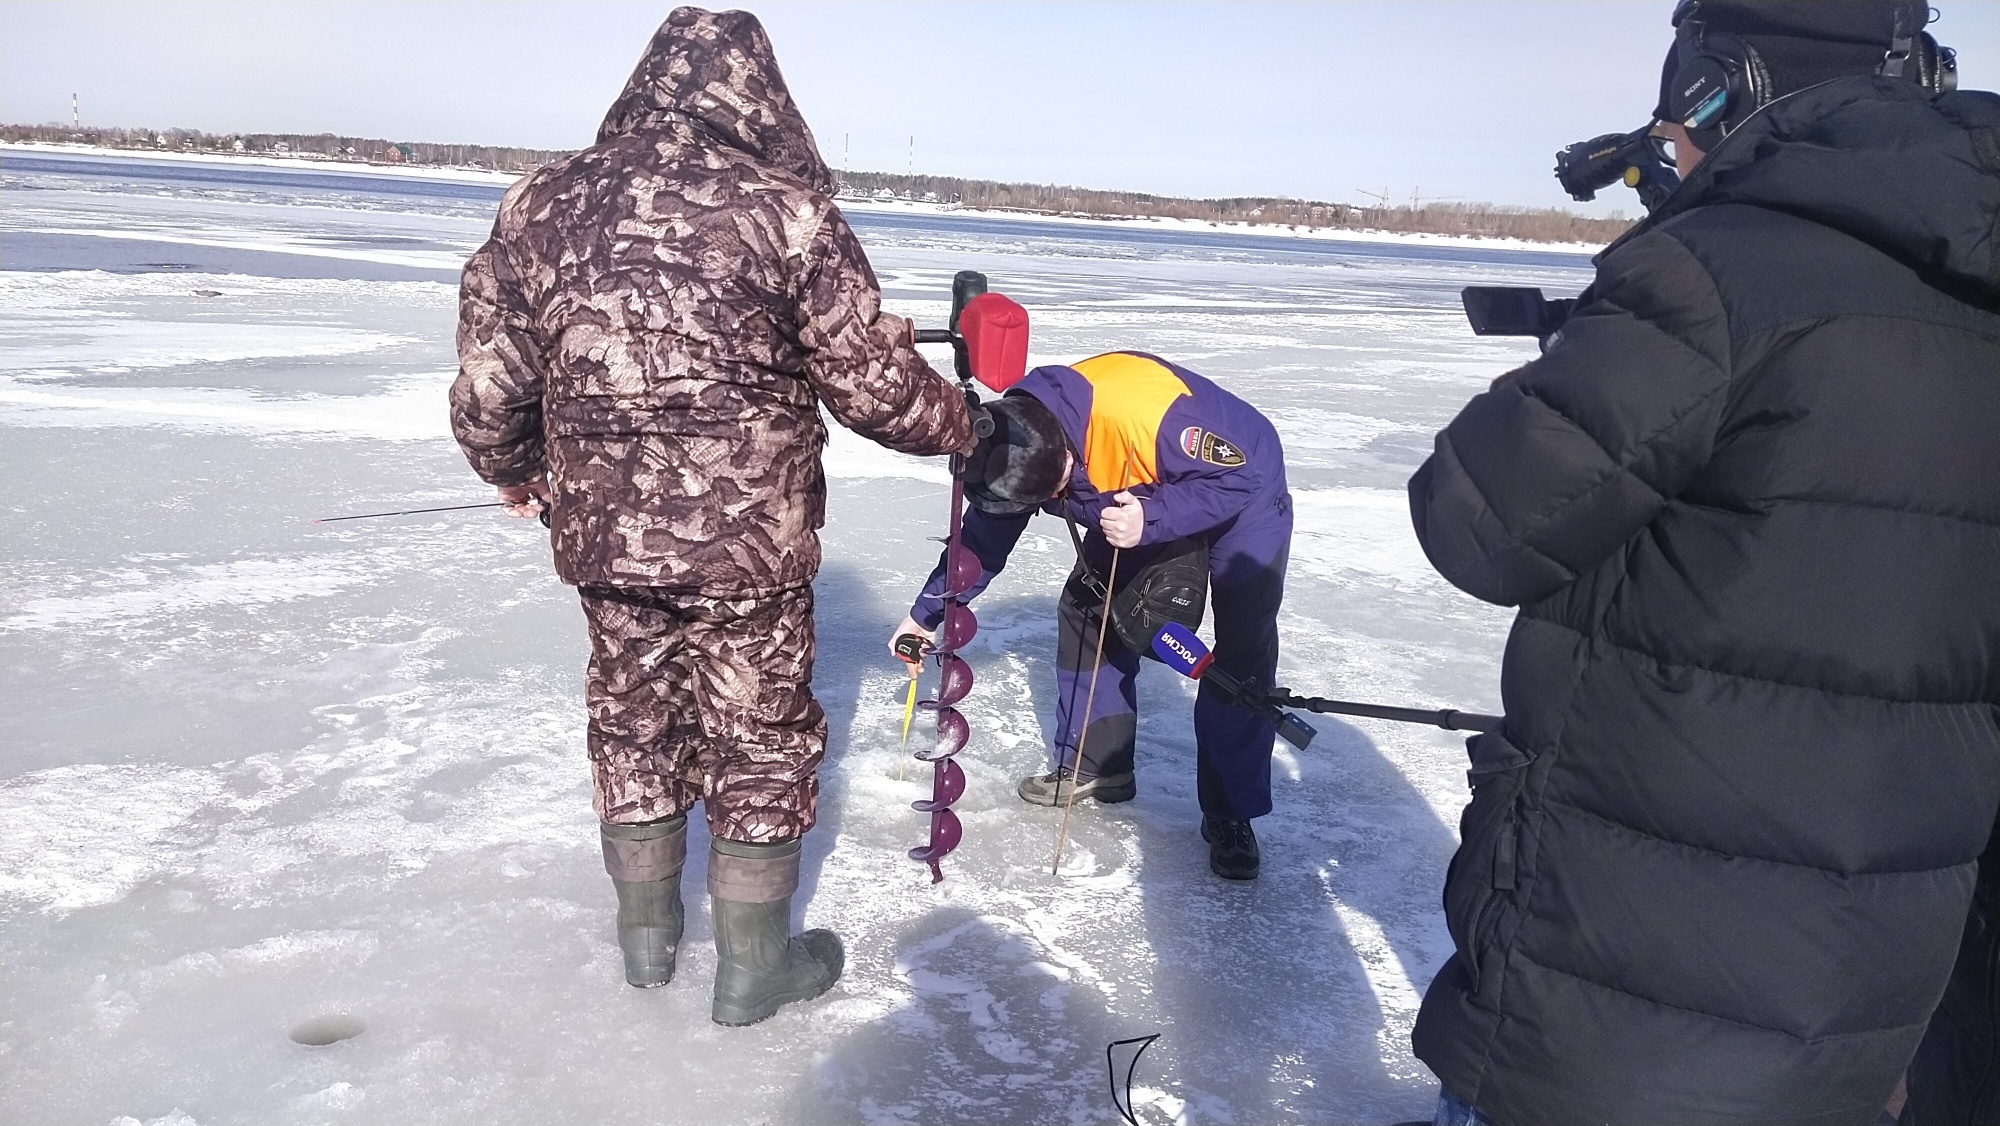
0, 151, 1594, 1125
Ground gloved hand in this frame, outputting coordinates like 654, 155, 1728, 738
887, 615, 932, 676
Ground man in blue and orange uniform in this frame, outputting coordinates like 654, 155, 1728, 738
889, 351, 1292, 879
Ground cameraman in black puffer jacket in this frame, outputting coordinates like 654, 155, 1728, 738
1407, 3, 1999, 1123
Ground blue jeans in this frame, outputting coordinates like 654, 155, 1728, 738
1436, 1090, 1501, 1126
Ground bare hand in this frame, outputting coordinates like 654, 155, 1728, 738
498, 478, 551, 519
1100, 490, 1145, 549
888, 615, 933, 676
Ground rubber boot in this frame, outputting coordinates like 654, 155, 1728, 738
600, 815, 687, 988
707, 837, 844, 1026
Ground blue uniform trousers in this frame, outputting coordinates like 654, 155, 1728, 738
1053, 492, 1291, 820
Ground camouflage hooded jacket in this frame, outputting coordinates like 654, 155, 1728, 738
449, 7, 971, 596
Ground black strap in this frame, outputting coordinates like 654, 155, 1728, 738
1879, 4, 1913, 79
1064, 515, 1110, 601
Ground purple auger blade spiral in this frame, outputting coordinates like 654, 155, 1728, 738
912, 451, 974, 882
907, 806, 964, 883
938, 603, 978, 651
913, 756, 966, 812
944, 542, 982, 598
936, 653, 974, 706
915, 702, 969, 760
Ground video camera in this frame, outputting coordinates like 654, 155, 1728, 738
1458, 284, 1579, 349
1553, 124, 1680, 214
1452, 123, 1678, 348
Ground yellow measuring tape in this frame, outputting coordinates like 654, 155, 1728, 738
897, 675, 920, 781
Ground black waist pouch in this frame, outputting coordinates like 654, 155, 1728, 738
1066, 519, 1209, 654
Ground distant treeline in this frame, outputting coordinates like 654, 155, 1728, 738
1, 123, 567, 173
4, 122, 1632, 244
833, 169, 1632, 244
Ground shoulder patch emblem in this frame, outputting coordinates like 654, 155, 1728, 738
1200, 432, 1246, 467
1179, 426, 1203, 457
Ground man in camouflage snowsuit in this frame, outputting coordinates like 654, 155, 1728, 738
449, 7, 972, 1024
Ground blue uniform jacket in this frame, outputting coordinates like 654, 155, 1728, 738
910, 352, 1285, 627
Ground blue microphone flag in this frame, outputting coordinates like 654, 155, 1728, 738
1151, 621, 1213, 679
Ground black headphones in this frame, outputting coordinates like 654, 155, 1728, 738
1665, 1, 1958, 154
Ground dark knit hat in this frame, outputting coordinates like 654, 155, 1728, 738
1654, 0, 1922, 121
961, 394, 1069, 516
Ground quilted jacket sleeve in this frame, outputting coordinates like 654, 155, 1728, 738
1408, 229, 1734, 606
794, 206, 972, 457
449, 187, 549, 488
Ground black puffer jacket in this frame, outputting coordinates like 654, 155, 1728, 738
1409, 77, 2000, 1126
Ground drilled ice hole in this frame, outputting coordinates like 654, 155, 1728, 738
288, 1013, 366, 1046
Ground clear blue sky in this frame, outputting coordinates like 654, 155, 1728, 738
3, 1, 1995, 215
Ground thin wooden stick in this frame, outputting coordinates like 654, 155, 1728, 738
1052, 546, 1120, 875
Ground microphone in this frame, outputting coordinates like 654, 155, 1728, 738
1150, 620, 1213, 678
1150, 622, 1316, 750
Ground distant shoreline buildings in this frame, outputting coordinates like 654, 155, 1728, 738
0, 121, 1634, 246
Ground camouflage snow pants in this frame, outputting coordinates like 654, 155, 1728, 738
577, 584, 826, 842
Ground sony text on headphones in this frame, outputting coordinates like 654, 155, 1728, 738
1663, 0, 1959, 154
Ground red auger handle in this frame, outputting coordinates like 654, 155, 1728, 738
959, 292, 1030, 392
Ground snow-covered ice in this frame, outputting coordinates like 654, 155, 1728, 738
1, 151, 1594, 1124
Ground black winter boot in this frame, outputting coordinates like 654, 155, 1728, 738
707, 837, 844, 1026
1201, 815, 1260, 881
600, 816, 687, 988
